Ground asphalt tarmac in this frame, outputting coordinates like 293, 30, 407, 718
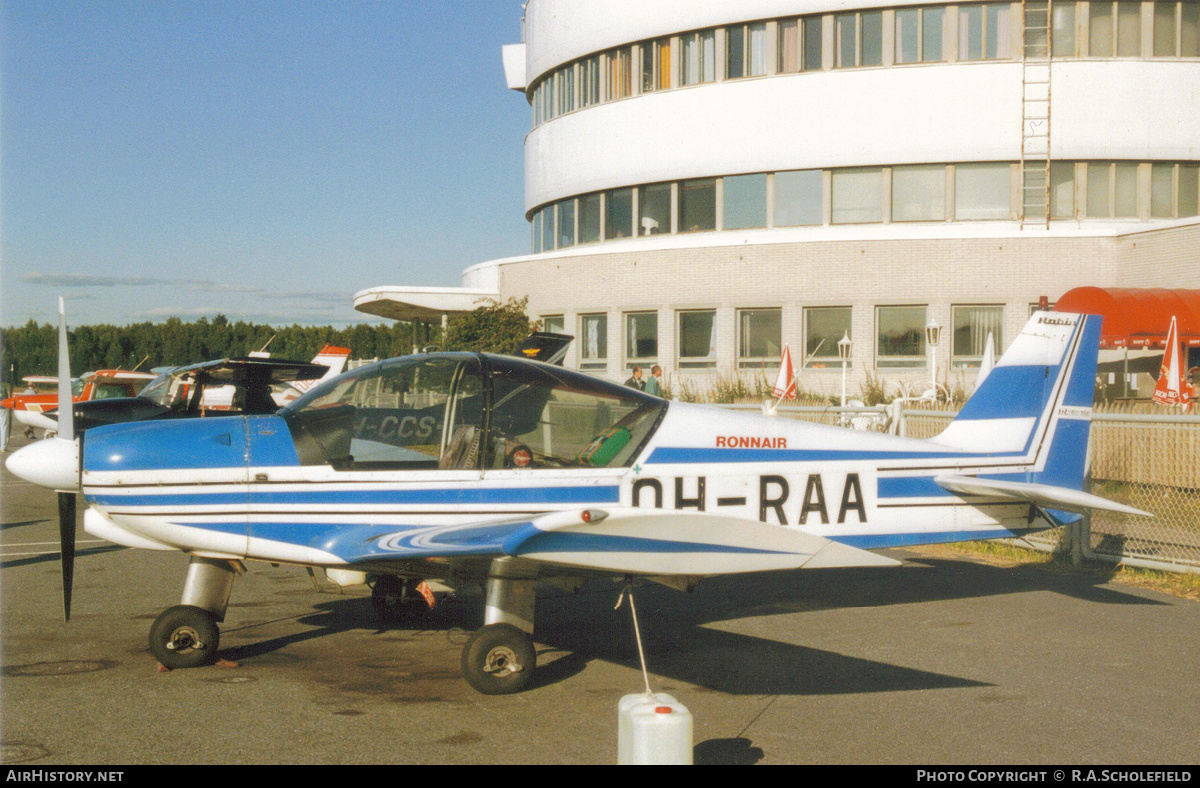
2, 433, 1198, 766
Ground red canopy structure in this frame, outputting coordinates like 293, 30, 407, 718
1054, 287, 1200, 349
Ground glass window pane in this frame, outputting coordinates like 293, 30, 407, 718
877, 305, 927, 368
897, 8, 921, 63
861, 11, 883, 65
580, 313, 608, 366
1117, 1, 1141, 55
832, 167, 883, 223
775, 169, 824, 226
557, 199, 576, 248
1087, 163, 1113, 217
626, 312, 659, 359
952, 305, 1003, 368
955, 163, 1011, 220
986, 3, 1012, 58
805, 306, 851, 362
1151, 163, 1174, 217
727, 25, 746, 78
657, 39, 672, 89
679, 178, 716, 232
531, 210, 542, 253
924, 7, 946, 61
542, 315, 565, 334
541, 205, 556, 251
579, 192, 601, 244
749, 22, 768, 75
837, 13, 858, 66
892, 164, 946, 221
1090, 2, 1114, 55
678, 310, 717, 363
1053, 3, 1076, 56
779, 19, 799, 72
723, 173, 767, 229
1114, 162, 1138, 216
605, 188, 633, 239
639, 183, 671, 236
1184, 2, 1200, 56
738, 309, 782, 367
960, 5, 984, 59
1154, 2, 1177, 55
804, 16, 824, 70
1051, 162, 1076, 218
1180, 163, 1199, 216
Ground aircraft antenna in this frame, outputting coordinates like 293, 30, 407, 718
615, 581, 654, 696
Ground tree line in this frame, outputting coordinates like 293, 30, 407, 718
0, 299, 539, 389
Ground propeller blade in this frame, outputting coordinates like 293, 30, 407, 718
58, 491, 76, 621
57, 297, 74, 439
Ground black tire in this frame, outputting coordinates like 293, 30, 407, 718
149, 605, 220, 669
370, 575, 430, 624
461, 623, 536, 695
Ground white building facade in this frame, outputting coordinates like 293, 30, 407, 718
358, 0, 1200, 396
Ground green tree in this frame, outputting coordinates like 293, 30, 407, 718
441, 297, 538, 354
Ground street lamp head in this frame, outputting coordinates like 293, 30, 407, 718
837, 332, 852, 361
925, 317, 942, 348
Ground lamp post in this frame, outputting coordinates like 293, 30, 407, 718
925, 317, 942, 401
838, 332, 852, 408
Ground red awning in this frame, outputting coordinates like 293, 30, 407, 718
1054, 287, 1200, 349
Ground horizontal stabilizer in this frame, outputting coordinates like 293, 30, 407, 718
934, 475, 1151, 517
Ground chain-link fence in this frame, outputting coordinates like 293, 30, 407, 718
719, 401, 1200, 574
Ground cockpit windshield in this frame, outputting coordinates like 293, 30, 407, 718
281, 353, 666, 470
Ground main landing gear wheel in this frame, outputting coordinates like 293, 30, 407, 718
461, 623, 536, 695
370, 575, 431, 624
149, 605, 220, 670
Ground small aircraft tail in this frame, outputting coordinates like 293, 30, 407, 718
290, 345, 351, 395
930, 311, 1148, 519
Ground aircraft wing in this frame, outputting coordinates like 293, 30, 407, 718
320, 507, 899, 576
934, 475, 1152, 517
172, 357, 330, 384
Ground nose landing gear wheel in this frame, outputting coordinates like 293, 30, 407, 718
149, 605, 220, 670
461, 623, 536, 695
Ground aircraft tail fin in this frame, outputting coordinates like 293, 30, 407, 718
291, 345, 351, 394
931, 311, 1100, 488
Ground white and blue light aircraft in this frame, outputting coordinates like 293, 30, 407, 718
6, 306, 1148, 694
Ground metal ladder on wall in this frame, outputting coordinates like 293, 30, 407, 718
1020, 0, 1052, 229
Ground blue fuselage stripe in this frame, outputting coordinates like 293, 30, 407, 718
86, 485, 620, 508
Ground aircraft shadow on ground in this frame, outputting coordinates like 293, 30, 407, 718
0, 544, 125, 570
213, 553, 1162, 697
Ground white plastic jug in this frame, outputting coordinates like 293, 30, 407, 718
617, 692, 693, 764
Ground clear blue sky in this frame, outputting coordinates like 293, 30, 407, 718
1, 1, 531, 328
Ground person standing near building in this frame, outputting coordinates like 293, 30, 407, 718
643, 365, 662, 396
624, 366, 645, 390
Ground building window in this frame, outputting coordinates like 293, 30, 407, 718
892, 164, 946, 221
580, 313, 608, 369
580, 55, 601, 108
557, 199, 576, 248
542, 315, 565, 334
1085, 161, 1138, 218
1153, 1, 1200, 56
959, 3, 1013, 60
1181, 163, 1200, 217
737, 309, 782, 368
679, 178, 716, 232
775, 169, 824, 226
541, 205, 556, 252
642, 37, 672, 91
605, 188, 634, 239
805, 307, 852, 367
625, 312, 659, 363
877, 305, 927, 368
556, 64, 575, 115
607, 46, 633, 100
638, 182, 671, 236
954, 163, 1011, 220
1053, 2, 1078, 56
723, 173, 767, 230
952, 305, 1004, 369
727, 22, 768, 79
837, 10, 884, 67
1089, 1, 1142, 56
1051, 162, 1076, 218
780, 15, 824, 72
832, 167, 883, 224
896, 6, 946, 63
531, 210, 542, 254
678, 309, 717, 368
681, 29, 716, 85
579, 192, 602, 244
